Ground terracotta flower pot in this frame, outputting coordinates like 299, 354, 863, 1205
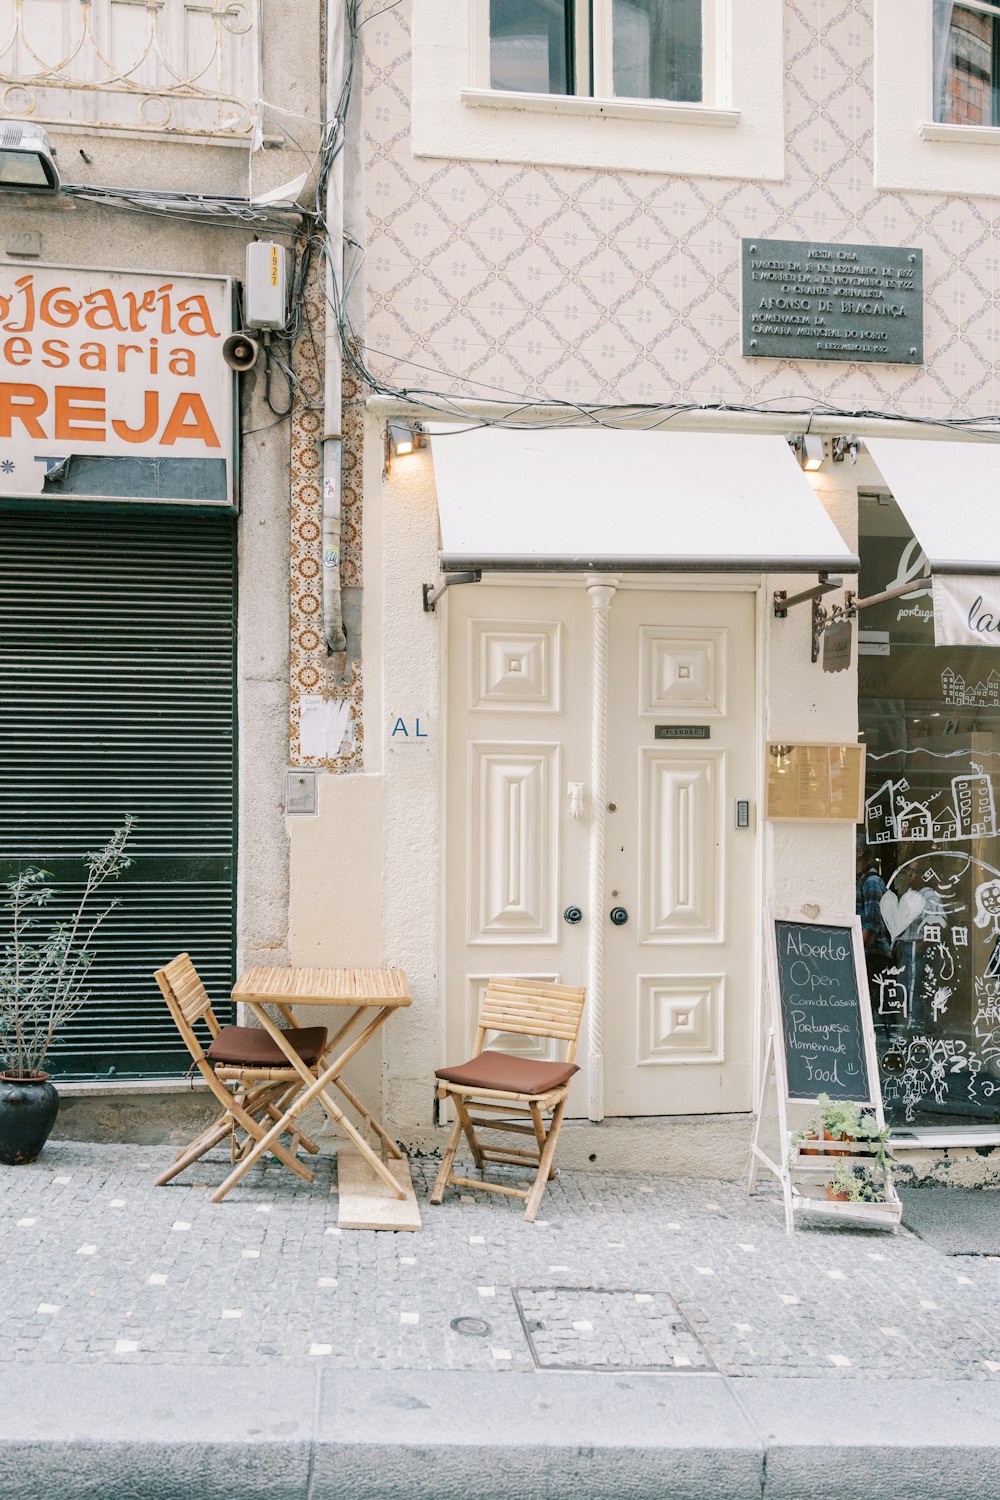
800, 1132, 821, 1156
826, 1184, 851, 1202
823, 1129, 853, 1158
0, 1073, 59, 1165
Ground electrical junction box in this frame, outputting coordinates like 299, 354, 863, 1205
245, 241, 288, 330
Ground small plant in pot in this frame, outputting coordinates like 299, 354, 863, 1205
791, 1094, 894, 1177
0, 822, 132, 1165
826, 1159, 886, 1204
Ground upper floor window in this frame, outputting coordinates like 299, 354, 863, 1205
412, 0, 785, 182
0, 0, 260, 142
487, 0, 706, 105
933, 0, 1000, 127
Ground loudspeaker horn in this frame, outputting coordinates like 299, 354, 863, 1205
222, 331, 260, 371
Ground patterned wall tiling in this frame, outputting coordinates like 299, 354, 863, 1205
288, 261, 364, 772
360, 0, 1000, 422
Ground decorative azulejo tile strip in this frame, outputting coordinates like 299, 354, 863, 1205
289, 261, 364, 772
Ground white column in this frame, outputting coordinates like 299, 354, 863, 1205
586, 576, 616, 1122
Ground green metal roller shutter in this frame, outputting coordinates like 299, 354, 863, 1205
0, 507, 237, 1079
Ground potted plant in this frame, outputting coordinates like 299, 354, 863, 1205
826, 1159, 886, 1204
791, 1094, 894, 1176
0, 821, 132, 1165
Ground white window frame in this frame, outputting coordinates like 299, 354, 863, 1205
874, 0, 1000, 197
411, 0, 785, 180
470, 0, 726, 109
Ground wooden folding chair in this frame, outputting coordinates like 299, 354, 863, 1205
153, 953, 328, 1191
430, 978, 586, 1222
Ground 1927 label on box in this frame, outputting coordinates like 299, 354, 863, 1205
741, 238, 923, 365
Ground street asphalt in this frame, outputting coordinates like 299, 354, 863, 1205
4, 1141, 1000, 1497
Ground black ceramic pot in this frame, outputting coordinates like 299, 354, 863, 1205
0, 1073, 59, 1165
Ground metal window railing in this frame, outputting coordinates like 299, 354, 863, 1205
0, 0, 260, 141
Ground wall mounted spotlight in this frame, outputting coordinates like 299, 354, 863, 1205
0, 122, 60, 191
787, 433, 825, 472
384, 418, 426, 475
832, 434, 861, 465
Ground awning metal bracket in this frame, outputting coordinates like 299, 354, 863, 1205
772, 573, 842, 620
422, 570, 482, 613
777, 565, 935, 664
849, 569, 932, 614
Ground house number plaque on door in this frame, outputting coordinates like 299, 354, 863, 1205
655, 725, 710, 739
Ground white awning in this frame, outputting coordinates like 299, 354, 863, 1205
866, 438, 1000, 575
428, 429, 858, 574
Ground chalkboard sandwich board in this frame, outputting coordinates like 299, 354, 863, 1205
749, 908, 899, 1233
773, 917, 871, 1103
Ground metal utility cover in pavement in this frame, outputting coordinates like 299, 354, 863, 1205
514, 1287, 714, 1373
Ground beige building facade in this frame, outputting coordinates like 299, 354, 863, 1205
4, 0, 1000, 1176
288, 0, 1000, 1175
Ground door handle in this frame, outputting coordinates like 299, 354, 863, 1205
563, 905, 583, 925
609, 907, 629, 926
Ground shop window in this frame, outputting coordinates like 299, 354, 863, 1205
859, 494, 1000, 1130
488, 0, 703, 103
933, 1, 1000, 128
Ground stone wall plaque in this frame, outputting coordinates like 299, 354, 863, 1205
741, 238, 923, 365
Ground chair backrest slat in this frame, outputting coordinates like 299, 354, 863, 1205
154, 953, 221, 1057
479, 979, 586, 1060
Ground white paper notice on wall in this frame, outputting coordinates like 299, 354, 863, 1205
299, 695, 354, 758
933, 575, 1000, 648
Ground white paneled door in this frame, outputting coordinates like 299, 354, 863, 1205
445, 582, 757, 1117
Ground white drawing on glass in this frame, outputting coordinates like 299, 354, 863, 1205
929, 1058, 948, 1103
898, 802, 933, 841
886, 1033, 973, 1121
880, 888, 925, 943
941, 666, 1000, 708
864, 778, 908, 845
973, 878, 1000, 978
974, 977, 1000, 1038
877, 853, 1000, 1121
875, 967, 908, 1018
932, 806, 960, 840
862, 766, 996, 847
931, 986, 952, 1023
973, 879, 1000, 931
952, 768, 997, 839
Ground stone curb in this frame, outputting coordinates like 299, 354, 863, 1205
2, 1367, 999, 1499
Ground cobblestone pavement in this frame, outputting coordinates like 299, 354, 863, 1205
4, 1141, 1000, 1380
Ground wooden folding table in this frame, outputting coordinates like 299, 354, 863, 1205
211, 966, 411, 1205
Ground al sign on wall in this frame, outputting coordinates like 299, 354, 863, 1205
0, 265, 234, 506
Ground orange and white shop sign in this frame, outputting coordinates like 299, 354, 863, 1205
0, 264, 234, 505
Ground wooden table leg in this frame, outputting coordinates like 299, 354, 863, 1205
212, 1006, 406, 1203
332, 1074, 405, 1161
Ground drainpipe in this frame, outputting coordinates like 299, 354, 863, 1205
322, 0, 347, 658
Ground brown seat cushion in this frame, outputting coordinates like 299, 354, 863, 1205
206, 1024, 328, 1068
435, 1050, 578, 1096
